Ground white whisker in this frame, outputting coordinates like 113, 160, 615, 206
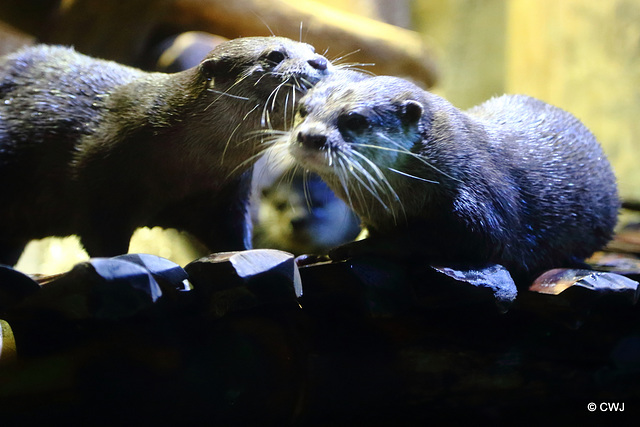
387, 167, 440, 184
329, 49, 361, 65
350, 149, 404, 221
352, 139, 459, 184
336, 154, 355, 211
334, 64, 377, 76
221, 104, 262, 165
226, 140, 277, 179
206, 89, 250, 101
205, 71, 252, 111
302, 169, 314, 212
344, 151, 390, 212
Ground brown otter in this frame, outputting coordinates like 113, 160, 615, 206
289, 74, 619, 281
0, 37, 331, 265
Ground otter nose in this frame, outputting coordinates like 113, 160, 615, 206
290, 214, 309, 231
308, 55, 328, 71
297, 130, 327, 149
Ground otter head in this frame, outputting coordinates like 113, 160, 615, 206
289, 74, 431, 226
198, 36, 332, 116
180, 36, 332, 176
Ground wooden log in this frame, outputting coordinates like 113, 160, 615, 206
298, 255, 416, 318
522, 268, 639, 329
166, 0, 438, 86
298, 256, 517, 318
0, 0, 437, 87
0, 249, 638, 424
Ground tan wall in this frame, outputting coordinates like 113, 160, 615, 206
413, 0, 506, 107
413, 0, 640, 201
507, 0, 640, 201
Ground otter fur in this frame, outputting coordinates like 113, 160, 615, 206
0, 37, 331, 265
289, 74, 619, 280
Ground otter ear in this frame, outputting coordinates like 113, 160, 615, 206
200, 56, 234, 81
400, 100, 423, 126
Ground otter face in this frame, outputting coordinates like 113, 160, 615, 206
289, 75, 430, 224
182, 36, 333, 175
290, 75, 424, 176
199, 36, 332, 106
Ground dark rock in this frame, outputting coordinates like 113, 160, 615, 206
12, 257, 163, 321
114, 253, 190, 292
0, 264, 40, 312
185, 249, 302, 318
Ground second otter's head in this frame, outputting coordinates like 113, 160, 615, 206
289, 74, 437, 228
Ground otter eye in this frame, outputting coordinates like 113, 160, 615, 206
298, 105, 308, 118
265, 50, 286, 65
339, 112, 370, 135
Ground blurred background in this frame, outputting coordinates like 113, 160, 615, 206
1, 0, 639, 273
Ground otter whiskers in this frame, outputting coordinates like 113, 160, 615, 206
262, 79, 286, 128
352, 138, 460, 184
350, 150, 402, 207
260, 73, 309, 131
329, 49, 376, 76
280, 80, 302, 131
225, 129, 289, 179
331, 147, 407, 223
333, 63, 376, 76
204, 70, 253, 111
261, 73, 299, 129
220, 103, 262, 166
387, 167, 439, 184
335, 155, 355, 211
205, 89, 250, 101
336, 152, 375, 219
346, 150, 406, 223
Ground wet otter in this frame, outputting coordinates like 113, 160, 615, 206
289, 74, 619, 280
0, 37, 331, 265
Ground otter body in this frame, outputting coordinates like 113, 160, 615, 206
290, 75, 619, 279
0, 37, 331, 264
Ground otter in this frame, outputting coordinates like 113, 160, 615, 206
289, 74, 619, 282
0, 37, 331, 265
253, 168, 361, 254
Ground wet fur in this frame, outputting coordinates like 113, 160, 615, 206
0, 37, 331, 264
290, 74, 619, 278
